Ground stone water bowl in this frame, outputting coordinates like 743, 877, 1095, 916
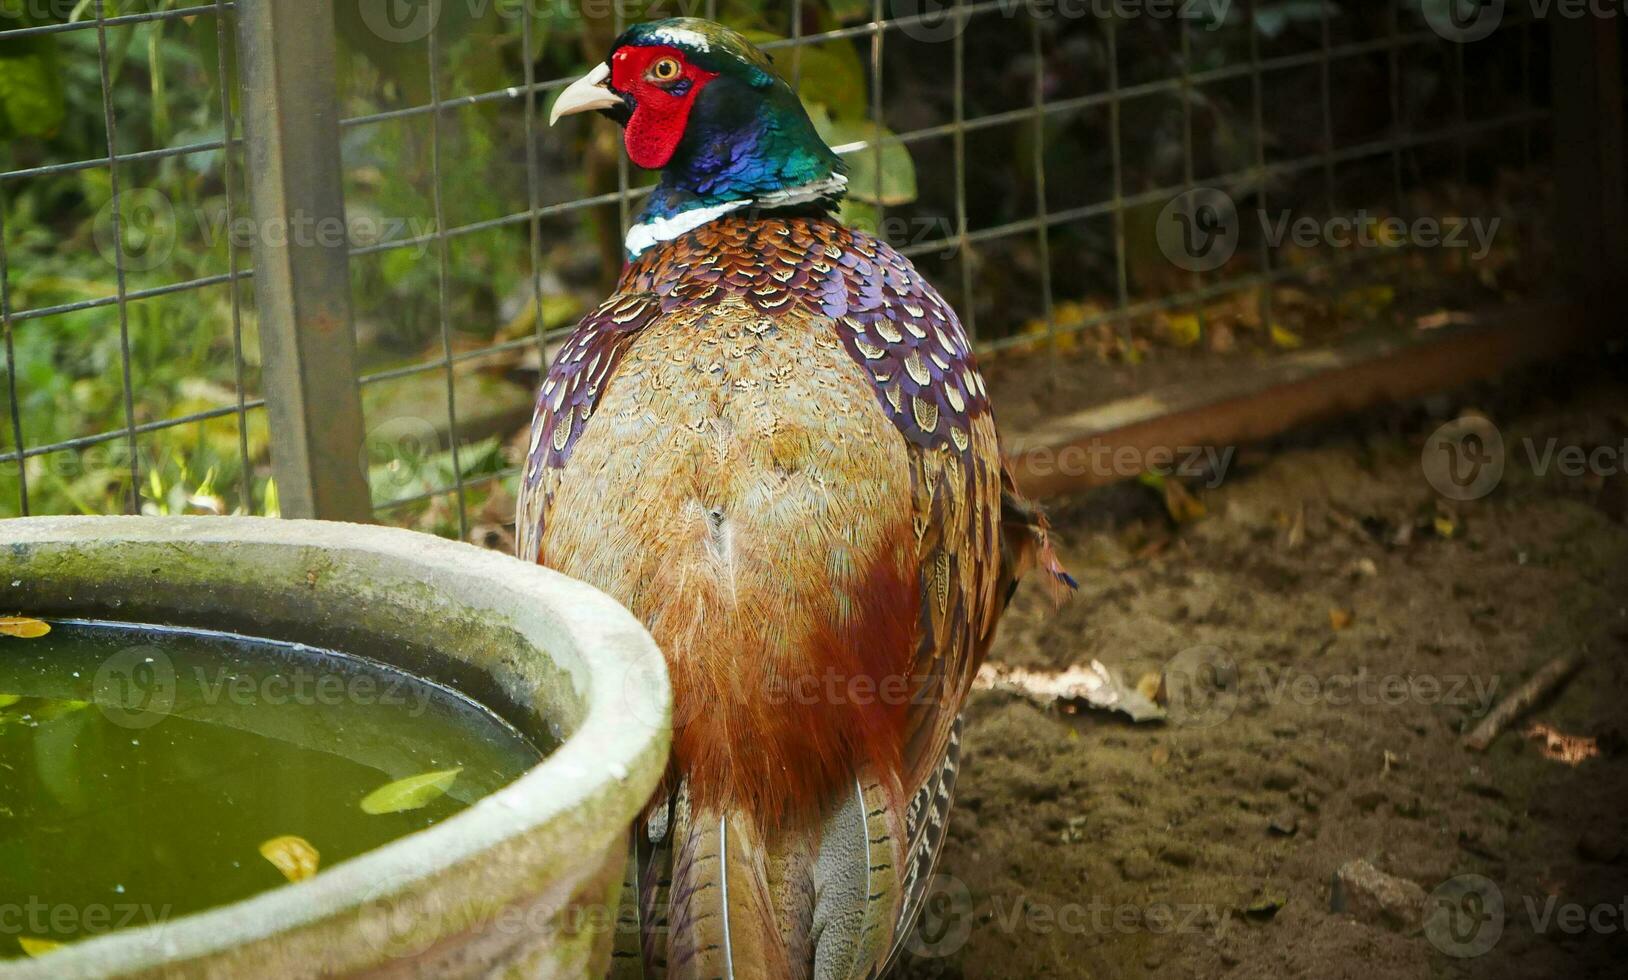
0, 516, 670, 979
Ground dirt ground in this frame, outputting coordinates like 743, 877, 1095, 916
895, 350, 1628, 979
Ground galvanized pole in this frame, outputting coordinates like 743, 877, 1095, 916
235, 0, 373, 522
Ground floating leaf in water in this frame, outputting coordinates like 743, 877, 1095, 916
31, 698, 89, 723
0, 617, 50, 639
259, 835, 320, 882
360, 767, 462, 815
18, 936, 63, 957
0, 694, 20, 709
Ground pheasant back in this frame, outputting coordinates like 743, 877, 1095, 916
517, 216, 1067, 979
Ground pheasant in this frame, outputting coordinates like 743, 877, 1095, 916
521, 19, 1072, 978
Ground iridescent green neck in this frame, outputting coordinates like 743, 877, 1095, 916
625, 55, 846, 258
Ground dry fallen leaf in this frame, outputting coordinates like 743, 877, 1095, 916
0, 617, 51, 639
1163, 312, 1202, 347
18, 937, 63, 957
1285, 504, 1307, 549
1345, 557, 1380, 579
1525, 723, 1601, 766
1162, 479, 1207, 525
1416, 310, 1475, 331
259, 835, 320, 882
1135, 671, 1162, 703
1268, 323, 1304, 350
1329, 608, 1354, 631
974, 662, 1165, 723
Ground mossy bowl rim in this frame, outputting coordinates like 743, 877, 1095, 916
0, 515, 670, 978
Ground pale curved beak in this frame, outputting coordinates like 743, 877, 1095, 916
549, 63, 621, 126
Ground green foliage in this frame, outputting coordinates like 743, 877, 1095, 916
0, 1, 66, 139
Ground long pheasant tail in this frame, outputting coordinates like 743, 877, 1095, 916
810, 771, 906, 980
999, 469, 1077, 606
610, 794, 675, 979
666, 787, 789, 980
878, 717, 962, 978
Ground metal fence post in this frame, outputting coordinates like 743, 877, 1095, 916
1552, 11, 1626, 322
235, 0, 373, 522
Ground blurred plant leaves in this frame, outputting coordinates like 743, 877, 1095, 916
745, 28, 868, 121
0, 1, 66, 139
807, 108, 916, 208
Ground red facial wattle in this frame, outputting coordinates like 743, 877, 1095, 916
610, 45, 718, 170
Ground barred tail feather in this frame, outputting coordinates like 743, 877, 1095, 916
811, 770, 906, 980
878, 716, 962, 978
666, 786, 790, 980
610, 793, 676, 979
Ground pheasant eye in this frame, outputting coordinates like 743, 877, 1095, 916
649, 57, 682, 82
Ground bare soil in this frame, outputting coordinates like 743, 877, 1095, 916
896, 352, 1628, 979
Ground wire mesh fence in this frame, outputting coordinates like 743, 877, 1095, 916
0, 0, 1576, 541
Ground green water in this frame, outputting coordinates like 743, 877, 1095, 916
0, 621, 545, 957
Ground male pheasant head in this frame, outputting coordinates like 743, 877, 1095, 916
550, 18, 847, 258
